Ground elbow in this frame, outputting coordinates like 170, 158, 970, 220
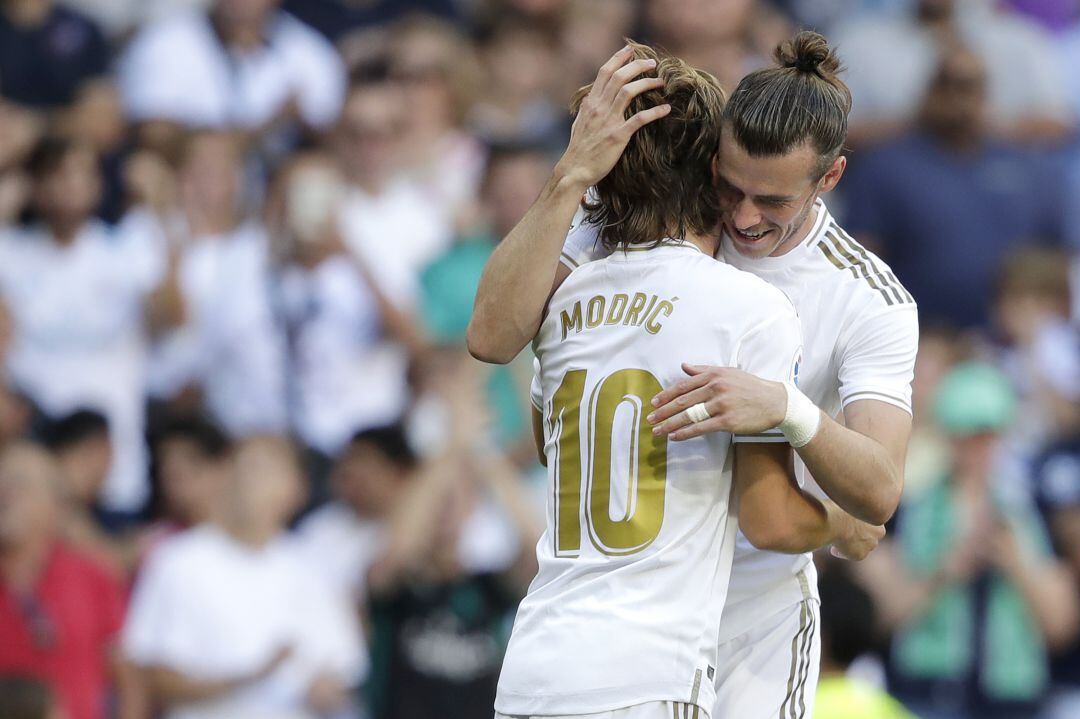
466, 320, 515, 365
741, 521, 808, 555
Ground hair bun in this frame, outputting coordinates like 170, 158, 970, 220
776, 30, 842, 78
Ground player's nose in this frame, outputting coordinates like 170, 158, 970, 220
731, 198, 762, 231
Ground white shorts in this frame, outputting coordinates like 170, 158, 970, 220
712, 598, 821, 719
496, 701, 708, 719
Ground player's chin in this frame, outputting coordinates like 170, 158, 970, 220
730, 228, 779, 258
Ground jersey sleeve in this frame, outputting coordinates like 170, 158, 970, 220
837, 304, 919, 415
530, 357, 543, 412
559, 207, 607, 270
731, 305, 804, 444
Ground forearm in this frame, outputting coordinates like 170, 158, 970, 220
1005, 560, 1080, 651
467, 171, 585, 363
144, 665, 247, 706
797, 412, 902, 525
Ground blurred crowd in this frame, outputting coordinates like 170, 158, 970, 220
0, 0, 1077, 718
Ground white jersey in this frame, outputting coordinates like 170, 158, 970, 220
558, 200, 919, 637
496, 243, 803, 716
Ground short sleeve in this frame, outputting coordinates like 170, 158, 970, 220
121, 548, 197, 668
559, 208, 607, 270
731, 307, 803, 444
837, 305, 919, 415
530, 357, 542, 412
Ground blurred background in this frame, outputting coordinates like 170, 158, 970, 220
0, 0, 1076, 718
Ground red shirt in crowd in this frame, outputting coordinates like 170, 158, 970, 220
0, 542, 126, 719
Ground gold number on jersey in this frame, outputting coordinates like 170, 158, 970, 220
550, 368, 668, 557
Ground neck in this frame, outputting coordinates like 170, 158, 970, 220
0, 535, 52, 590
212, 12, 266, 52
224, 517, 278, 548
4, 0, 50, 27
685, 229, 720, 257
48, 217, 85, 246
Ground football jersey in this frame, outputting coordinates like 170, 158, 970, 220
496, 242, 803, 716
558, 200, 919, 638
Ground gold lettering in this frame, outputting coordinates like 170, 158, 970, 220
604, 293, 629, 325
560, 302, 583, 341
586, 295, 606, 328
645, 300, 675, 334
623, 292, 649, 326
637, 295, 659, 326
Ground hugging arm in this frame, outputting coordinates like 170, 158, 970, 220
467, 46, 670, 363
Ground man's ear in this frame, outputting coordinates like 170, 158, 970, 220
818, 155, 846, 193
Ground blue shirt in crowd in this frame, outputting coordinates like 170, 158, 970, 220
841, 132, 1065, 328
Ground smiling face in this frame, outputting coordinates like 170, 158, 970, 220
715, 129, 845, 259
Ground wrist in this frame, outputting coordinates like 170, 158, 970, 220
549, 162, 592, 197
779, 382, 822, 448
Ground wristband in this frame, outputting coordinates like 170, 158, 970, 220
779, 382, 821, 448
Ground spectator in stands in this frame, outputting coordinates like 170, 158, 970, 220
420, 143, 551, 453
39, 410, 132, 575
1032, 427, 1080, 719
293, 425, 412, 603
283, 0, 460, 42
273, 154, 423, 469
815, 562, 915, 719
139, 413, 231, 566
337, 64, 452, 297
558, 0, 641, 98
123, 436, 366, 719
0, 0, 109, 110
0, 676, 62, 719
470, 19, 566, 147
843, 47, 1066, 328
992, 248, 1079, 457
389, 15, 486, 225
0, 381, 34, 449
118, 0, 346, 149
0, 136, 169, 514
833, 0, 1073, 145
857, 363, 1079, 719
147, 130, 288, 438
364, 354, 541, 719
0, 443, 130, 719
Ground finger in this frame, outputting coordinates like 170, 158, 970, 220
652, 408, 695, 437
682, 363, 711, 376
600, 58, 659, 104
620, 103, 672, 136
613, 76, 666, 115
591, 44, 635, 98
830, 546, 850, 560
650, 371, 710, 409
648, 385, 716, 425
669, 416, 728, 441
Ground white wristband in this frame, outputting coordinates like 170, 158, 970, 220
779, 382, 821, 448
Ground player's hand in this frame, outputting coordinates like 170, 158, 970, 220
553, 45, 671, 190
648, 364, 788, 441
830, 517, 886, 561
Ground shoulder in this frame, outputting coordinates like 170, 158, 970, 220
810, 221, 917, 312
275, 11, 342, 58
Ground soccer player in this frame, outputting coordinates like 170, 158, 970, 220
493, 42, 878, 719
470, 33, 916, 719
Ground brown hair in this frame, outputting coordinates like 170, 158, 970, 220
724, 31, 851, 177
996, 246, 1072, 311
570, 41, 726, 250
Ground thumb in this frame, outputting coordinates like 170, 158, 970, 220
830, 546, 851, 561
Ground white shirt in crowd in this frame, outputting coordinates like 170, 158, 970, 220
148, 220, 288, 437
833, 3, 1072, 129
123, 524, 366, 719
118, 9, 346, 130
338, 180, 453, 303
0, 211, 165, 511
278, 255, 408, 455
294, 498, 522, 602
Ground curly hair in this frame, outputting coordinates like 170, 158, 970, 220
570, 41, 726, 251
